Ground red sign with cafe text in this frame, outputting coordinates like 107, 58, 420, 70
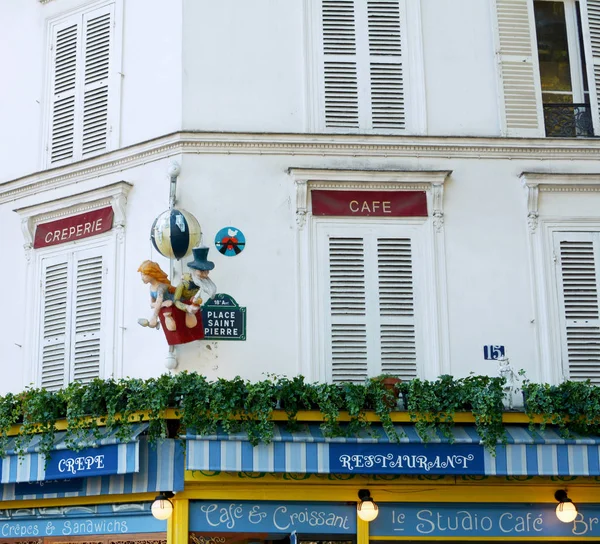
311, 190, 428, 217
34, 207, 114, 248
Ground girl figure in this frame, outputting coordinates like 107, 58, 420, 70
137, 260, 177, 331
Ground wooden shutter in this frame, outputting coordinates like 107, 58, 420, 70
320, 0, 405, 131
50, 22, 79, 163
40, 256, 71, 390
580, 0, 600, 135
325, 230, 417, 383
377, 238, 417, 378
367, 0, 405, 129
81, 8, 112, 156
329, 237, 368, 382
71, 249, 104, 383
554, 232, 600, 383
322, 0, 360, 128
492, 0, 544, 136
48, 6, 113, 165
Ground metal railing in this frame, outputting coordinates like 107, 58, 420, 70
543, 103, 595, 137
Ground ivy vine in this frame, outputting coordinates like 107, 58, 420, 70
0, 373, 597, 461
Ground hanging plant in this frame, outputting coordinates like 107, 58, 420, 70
522, 379, 600, 437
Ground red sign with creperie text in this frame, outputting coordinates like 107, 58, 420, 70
311, 190, 428, 217
34, 207, 114, 249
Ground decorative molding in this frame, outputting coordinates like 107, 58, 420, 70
2, 131, 600, 203
13, 181, 133, 244
295, 179, 308, 228
521, 172, 600, 233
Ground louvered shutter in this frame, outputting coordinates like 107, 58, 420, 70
48, 5, 113, 165
492, 0, 544, 136
40, 255, 71, 391
49, 22, 79, 163
70, 249, 105, 383
324, 229, 418, 383
320, 0, 405, 131
580, 0, 600, 135
367, 1, 405, 129
377, 238, 417, 378
81, 8, 112, 156
554, 232, 600, 383
328, 237, 368, 381
322, 0, 360, 128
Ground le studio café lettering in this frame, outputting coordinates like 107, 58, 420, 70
33, 207, 114, 248
311, 190, 428, 217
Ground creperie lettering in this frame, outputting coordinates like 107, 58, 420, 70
349, 200, 392, 214
44, 218, 104, 244
33, 207, 114, 248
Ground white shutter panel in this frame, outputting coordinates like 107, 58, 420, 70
377, 238, 417, 379
492, 0, 544, 136
81, 8, 113, 156
580, 0, 600, 135
40, 256, 71, 390
322, 0, 360, 128
324, 230, 418, 383
367, 0, 405, 129
328, 237, 368, 382
71, 249, 104, 383
49, 22, 79, 164
555, 232, 600, 383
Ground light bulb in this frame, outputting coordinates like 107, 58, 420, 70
152, 497, 174, 520
556, 501, 577, 523
357, 500, 379, 522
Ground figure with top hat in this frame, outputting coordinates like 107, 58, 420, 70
138, 246, 216, 345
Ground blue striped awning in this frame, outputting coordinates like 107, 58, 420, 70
0, 423, 148, 484
0, 437, 184, 501
185, 424, 600, 477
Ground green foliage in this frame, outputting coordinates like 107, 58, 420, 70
399, 374, 506, 451
522, 378, 600, 437
3, 373, 597, 460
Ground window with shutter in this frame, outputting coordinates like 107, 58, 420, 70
48, 5, 114, 165
320, 225, 419, 383
39, 247, 105, 390
554, 232, 600, 383
320, 0, 407, 132
492, 0, 545, 136
493, 0, 600, 137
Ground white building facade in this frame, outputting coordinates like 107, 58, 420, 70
1, 0, 600, 396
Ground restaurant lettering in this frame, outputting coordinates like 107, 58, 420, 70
0, 518, 140, 537
338, 453, 475, 472
329, 443, 485, 474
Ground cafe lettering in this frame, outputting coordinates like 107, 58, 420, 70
311, 189, 428, 217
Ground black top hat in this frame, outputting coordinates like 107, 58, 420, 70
187, 246, 215, 271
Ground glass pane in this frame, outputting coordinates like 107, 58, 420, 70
542, 92, 572, 103
534, 1, 573, 97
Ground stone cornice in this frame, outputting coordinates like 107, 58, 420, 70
2, 131, 600, 203
521, 172, 600, 232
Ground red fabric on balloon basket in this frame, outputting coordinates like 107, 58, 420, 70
158, 306, 204, 345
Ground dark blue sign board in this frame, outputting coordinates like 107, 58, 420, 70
483, 345, 505, 360
329, 443, 485, 474
45, 444, 119, 480
370, 503, 600, 538
189, 502, 355, 534
202, 294, 246, 341
15, 478, 84, 496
